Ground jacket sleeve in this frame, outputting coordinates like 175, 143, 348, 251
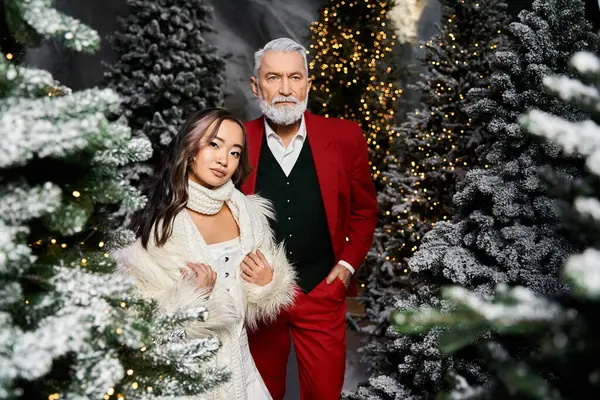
113, 240, 239, 339
242, 195, 298, 331
338, 124, 379, 271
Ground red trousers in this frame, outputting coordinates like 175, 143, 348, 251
248, 277, 347, 400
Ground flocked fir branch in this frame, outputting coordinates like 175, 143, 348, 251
3, 0, 100, 52
348, 1, 511, 399
392, 47, 600, 400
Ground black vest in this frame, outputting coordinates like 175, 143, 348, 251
255, 133, 335, 293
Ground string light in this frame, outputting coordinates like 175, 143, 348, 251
377, 0, 506, 274
308, 0, 401, 181
6, 53, 13, 60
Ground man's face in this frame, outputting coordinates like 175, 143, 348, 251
251, 51, 312, 125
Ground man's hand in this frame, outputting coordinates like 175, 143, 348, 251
326, 263, 352, 289
241, 249, 273, 286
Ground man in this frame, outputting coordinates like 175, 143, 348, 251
241, 37, 378, 400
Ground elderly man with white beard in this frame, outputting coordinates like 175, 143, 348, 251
240, 38, 379, 400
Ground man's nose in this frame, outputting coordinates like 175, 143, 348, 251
279, 77, 292, 96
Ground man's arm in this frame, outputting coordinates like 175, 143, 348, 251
339, 124, 379, 271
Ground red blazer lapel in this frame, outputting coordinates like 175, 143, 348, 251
305, 112, 338, 244
241, 116, 264, 194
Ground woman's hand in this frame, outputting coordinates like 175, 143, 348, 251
241, 249, 273, 286
182, 262, 217, 290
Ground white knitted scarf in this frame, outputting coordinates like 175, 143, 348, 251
186, 179, 267, 256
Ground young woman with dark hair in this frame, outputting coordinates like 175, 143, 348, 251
114, 108, 296, 400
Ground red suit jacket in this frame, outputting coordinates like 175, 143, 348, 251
241, 111, 379, 296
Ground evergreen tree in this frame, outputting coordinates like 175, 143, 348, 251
392, 47, 600, 399
0, 1, 226, 398
347, 0, 597, 399
361, 0, 510, 340
105, 0, 226, 172
307, 0, 403, 181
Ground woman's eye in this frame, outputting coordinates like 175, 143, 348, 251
231, 151, 241, 158
209, 142, 218, 148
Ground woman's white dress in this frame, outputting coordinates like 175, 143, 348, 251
207, 237, 272, 400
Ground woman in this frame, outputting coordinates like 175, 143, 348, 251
114, 108, 296, 399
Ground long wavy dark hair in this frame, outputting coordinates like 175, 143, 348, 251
131, 108, 252, 249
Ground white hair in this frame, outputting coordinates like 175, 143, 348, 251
253, 38, 309, 78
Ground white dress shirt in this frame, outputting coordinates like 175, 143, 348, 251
263, 117, 355, 275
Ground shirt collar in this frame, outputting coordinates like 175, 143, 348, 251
264, 114, 307, 141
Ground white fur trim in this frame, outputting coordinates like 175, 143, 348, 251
244, 241, 297, 331
113, 241, 239, 338
243, 195, 298, 331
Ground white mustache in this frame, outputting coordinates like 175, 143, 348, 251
272, 96, 300, 104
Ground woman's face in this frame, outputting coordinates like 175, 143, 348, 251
189, 119, 244, 188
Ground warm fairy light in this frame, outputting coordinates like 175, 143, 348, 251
61, 243, 67, 248
6, 53, 13, 60
374, 1, 506, 273
107, 388, 115, 395
72, 191, 81, 198
127, 369, 134, 376
48, 394, 60, 400
308, 0, 401, 181
131, 382, 139, 389
99, 241, 105, 248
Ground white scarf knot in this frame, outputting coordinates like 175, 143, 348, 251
187, 179, 235, 215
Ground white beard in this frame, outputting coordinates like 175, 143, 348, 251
258, 91, 307, 126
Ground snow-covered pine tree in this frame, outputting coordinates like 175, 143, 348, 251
307, 0, 404, 182
359, 0, 510, 342
105, 0, 226, 171
347, 0, 597, 399
0, 2, 227, 398
392, 48, 600, 399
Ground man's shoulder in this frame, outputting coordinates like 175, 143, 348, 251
306, 113, 363, 143
307, 112, 359, 130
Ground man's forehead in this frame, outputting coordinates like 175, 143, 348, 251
261, 51, 305, 72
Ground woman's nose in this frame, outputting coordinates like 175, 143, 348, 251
216, 151, 227, 166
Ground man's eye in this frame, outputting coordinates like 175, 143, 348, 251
268, 76, 278, 81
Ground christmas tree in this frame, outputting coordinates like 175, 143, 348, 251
392, 47, 600, 399
307, 0, 403, 181
0, 1, 227, 398
347, 0, 597, 398
105, 0, 226, 172
361, 0, 510, 339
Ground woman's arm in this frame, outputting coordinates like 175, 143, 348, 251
113, 240, 239, 339
242, 195, 298, 331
